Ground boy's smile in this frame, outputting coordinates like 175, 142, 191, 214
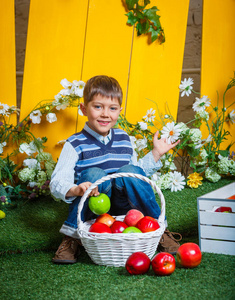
80, 95, 122, 136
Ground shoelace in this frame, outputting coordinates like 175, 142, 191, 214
164, 230, 182, 242
55, 237, 75, 255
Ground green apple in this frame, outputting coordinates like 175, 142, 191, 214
123, 226, 142, 233
88, 193, 111, 215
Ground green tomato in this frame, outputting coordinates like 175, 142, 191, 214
122, 226, 142, 233
88, 193, 111, 215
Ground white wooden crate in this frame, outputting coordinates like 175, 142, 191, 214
197, 182, 235, 255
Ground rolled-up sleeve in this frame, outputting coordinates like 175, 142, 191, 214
130, 150, 162, 177
49, 142, 78, 203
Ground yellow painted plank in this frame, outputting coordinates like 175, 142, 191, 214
20, 0, 89, 159
80, 0, 134, 132
125, 0, 190, 127
201, 0, 235, 151
0, 0, 16, 108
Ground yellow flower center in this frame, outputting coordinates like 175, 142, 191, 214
169, 130, 174, 136
0, 105, 4, 110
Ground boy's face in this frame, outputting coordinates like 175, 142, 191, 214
80, 94, 122, 136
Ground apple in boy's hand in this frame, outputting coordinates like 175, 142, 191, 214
89, 222, 112, 233
125, 252, 151, 275
122, 227, 142, 233
124, 209, 144, 227
136, 216, 160, 233
151, 252, 176, 276
110, 220, 128, 233
176, 243, 202, 268
88, 193, 111, 215
95, 213, 115, 227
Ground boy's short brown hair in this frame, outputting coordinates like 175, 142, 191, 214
83, 75, 123, 105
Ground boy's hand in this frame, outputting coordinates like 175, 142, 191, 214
66, 182, 99, 197
152, 131, 180, 162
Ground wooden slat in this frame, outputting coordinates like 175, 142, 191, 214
125, 0, 190, 125
20, 0, 89, 160
80, 0, 134, 132
199, 211, 235, 227
200, 225, 235, 241
201, 0, 235, 151
0, 0, 16, 108
200, 239, 235, 255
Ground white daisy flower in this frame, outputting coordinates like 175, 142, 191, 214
138, 121, 148, 130
72, 80, 85, 97
143, 108, 156, 122
161, 122, 182, 144
78, 104, 84, 116
46, 113, 57, 123
168, 171, 186, 192
202, 134, 212, 144
30, 110, 42, 124
179, 78, 194, 97
192, 96, 211, 112
0, 142, 7, 154
0, 103, 10, 115
60, 78, 72, 89
228, 110, 235, 124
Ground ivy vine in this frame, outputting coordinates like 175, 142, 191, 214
125, 0, 165, 44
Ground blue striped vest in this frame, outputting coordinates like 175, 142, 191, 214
67, 128, 133, 181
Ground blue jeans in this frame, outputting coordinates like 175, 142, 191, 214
64, 165, 161, 229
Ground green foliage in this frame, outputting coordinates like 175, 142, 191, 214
125, 0, 165, 43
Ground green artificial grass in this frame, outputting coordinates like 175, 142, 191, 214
0, 178, 235, 299
1, 251, 235, 300
0, 178, 234, 254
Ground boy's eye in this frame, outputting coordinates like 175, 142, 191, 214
94, 105, 101, 109
110, 107, 118, 111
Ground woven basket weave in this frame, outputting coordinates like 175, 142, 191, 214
77, 172, 166, 267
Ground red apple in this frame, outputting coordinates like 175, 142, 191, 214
176, 243, 202, 268
214, 206, 232, 213
89, 222, 112, 233
136, 216, 160, 233
151, 252, 176, 276
125, 252, 151, 275
95, 213, 116, 227
110, 220, 128, 233
124, 209, 144, 227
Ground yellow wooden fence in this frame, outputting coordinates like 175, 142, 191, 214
1, 0, 234, 160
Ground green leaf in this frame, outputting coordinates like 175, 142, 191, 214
126, 12, 139, 25
125, 0, 139, 10
149, 26, 160, 42
217, 150, 229, 157
144, 7, 161, 28
136, 21, 149, 35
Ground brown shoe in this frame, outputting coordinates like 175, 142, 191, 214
157, 230, 182, 255
52, 236, 81, 264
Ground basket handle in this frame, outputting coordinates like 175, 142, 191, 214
77, 172, 165, 229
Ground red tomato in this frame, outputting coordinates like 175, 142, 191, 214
176, 243, 202, 268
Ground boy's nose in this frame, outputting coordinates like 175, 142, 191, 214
101, 108, 109, 117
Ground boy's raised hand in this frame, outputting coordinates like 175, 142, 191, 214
152, 131, 180, 162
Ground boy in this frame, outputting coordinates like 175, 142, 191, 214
50, 75, 181, 264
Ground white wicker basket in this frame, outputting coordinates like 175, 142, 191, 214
77, 172, 166, 267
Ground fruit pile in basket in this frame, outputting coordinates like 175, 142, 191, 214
88, 193, 159, 234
